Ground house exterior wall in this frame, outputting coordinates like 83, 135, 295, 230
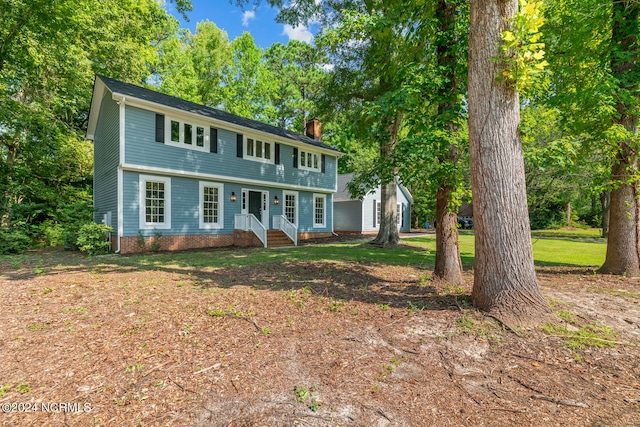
91, 78, 340, 253
93, 92, 119, 232
123, 105, 337, 192
361, 186, 411, 232
334, 200, 363, 232
122, 172, 334, 237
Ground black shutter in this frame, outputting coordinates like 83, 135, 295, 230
155, 114, 164, 143
210, 127, 218, 153
275, 143, 280, 164
321, 154, 326, 173
236, 134, 243, 157
293, 147, 298, 168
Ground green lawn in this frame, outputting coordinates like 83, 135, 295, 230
405, 233, 606, 268
530, 228, 604, 241
1, 231, 607, 271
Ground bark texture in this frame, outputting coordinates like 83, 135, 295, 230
434, 183, 464, 284
432, 0, 464, 285
599, 1, 640, 277
372, 177, 400, 247
372, 113, 402, 247
468, 0, 550, 327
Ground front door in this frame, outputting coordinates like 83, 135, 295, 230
248, 191, 262, 222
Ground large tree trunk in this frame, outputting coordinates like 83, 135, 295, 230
432, 0, 464, 285
372, 113, 402, 247
372, 177, 400, 247
468, 0, 550, 327
599, 1, 640, 277
434, 183, 464, 284
600, 147, 640, 276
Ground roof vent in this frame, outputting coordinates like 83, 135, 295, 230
305, 118, 322, 141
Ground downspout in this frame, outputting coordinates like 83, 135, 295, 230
115, 95, 126, 253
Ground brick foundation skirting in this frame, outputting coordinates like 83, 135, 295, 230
119, 233, 235, 254
298, 231, 333, 240
116, 230, 334, 254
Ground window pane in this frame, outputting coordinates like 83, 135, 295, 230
256, 140, 263, 158
196, 127, 204, 147
184, 124, 192, 144
301, 151, 306, 167
202, 186, 219, 224
315, 196, 324, 225
171, 121, 180, 142
285, 194, 295, 224
313, 154, 319, 169
265, 142, 271, 159
247, 138, 254, 156
307, 153, 312, 167
145, 181, 166, 224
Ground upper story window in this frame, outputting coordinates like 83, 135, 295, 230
245, 137, 273, 163
166, 118, 209, 151
299, 149, 321, 172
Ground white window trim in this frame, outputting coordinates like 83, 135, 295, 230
199, 181, 224, 229
397, 203, 402, 227
165, 117, 210, 153
375, 200, 381, 227
244, 136, 274, 164
139, 174, 171, 230
299, 149, 321, 172
283, 190, 299, 227
313, 193, 326, 228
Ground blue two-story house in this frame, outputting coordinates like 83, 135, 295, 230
86, 75, 340, 253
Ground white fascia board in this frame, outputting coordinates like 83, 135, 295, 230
85, 77, 107, 140
121, 163, 337, 194
111, 93, 342, 157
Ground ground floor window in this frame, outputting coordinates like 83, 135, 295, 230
313, 194, 326, 228
283, 191, 297, 225
139, 175, 171, 229
200, 181, 224, 229
374, 200, 403, 228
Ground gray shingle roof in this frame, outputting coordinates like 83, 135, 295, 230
97, 75, 341, 153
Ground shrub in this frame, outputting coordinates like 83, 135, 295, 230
136, 230, 146, 252
76, 223, 113, 255
0, 226, 31, 255
150, 229, 163, 252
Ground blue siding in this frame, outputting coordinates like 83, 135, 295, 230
122, 171, 333, 237
93, 92, 119, 231
123, 106, 337, 192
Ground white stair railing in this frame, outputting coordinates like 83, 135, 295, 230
234, 214, 267, 248
273, 215, 297, 246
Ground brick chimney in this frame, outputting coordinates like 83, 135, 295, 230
305, 118, 322, 141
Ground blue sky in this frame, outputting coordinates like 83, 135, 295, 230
168, 0, 317, 49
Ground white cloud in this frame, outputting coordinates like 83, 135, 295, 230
282, 24, 314, 43
322, 64, 335, 72
242, 10, 256, 27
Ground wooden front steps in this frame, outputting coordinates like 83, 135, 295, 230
267, 230, 295, 248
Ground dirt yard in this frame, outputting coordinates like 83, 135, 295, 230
0, 244, 639, 426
